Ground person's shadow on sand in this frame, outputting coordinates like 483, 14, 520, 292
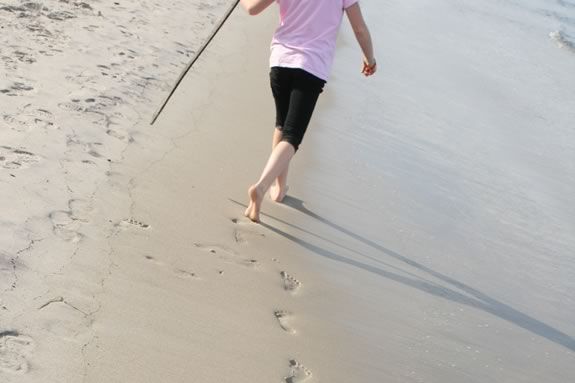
230, 196, 575, 352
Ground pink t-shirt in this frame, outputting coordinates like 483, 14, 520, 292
270, 0, 359, 81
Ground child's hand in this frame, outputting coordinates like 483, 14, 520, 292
362, 58, 377, 76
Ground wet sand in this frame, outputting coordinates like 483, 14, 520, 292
292, 1, 575, 381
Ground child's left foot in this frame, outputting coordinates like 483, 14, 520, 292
244, 201, 253, 219
245, 184, 264, 223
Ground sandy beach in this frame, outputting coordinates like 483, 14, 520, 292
2, 0, 575, 382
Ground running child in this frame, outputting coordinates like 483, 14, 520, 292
240, 0, 377, 222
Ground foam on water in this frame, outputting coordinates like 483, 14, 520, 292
550, 30, 575, 52
508, 0, 575, 52
453, 0, 575, 53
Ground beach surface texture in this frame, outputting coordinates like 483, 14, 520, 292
1, 0, 574, 382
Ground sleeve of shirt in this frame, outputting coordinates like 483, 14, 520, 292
343, 0, 359, 9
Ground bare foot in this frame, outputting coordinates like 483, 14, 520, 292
270, 182, 289, 203
245, 184, 264, 222
244, 201, 253, 218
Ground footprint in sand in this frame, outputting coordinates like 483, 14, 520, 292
0, 146, 41, 170
0, 82, 35, 97
142, 255, 199, 280
274, 311, 296, 334
65, 137, 108, 160
0, 255, 19, 292
96, 63, 116, 78
2, 47, 37, 71
59, 94, 132, 130
194, 243, 259, 268
285, 359, 312, 383
57, 99, 86, 113
49, 210, 74, 227
230, 218, 265, 244
173, 268, 198, 280
106, 46, 140, 61
47, 198, 94, 242
48, 210, 83, 243
119, 218, 151, 230
58, 95, 123, 115
68, 199, 94, 223
73, 2, 93, 11
46, 11, 76, 21
280, 271, 301, 294
0, 5, 28, 13
13, 49, 37, 65
83, 24, 99, 32
0, 331, 35, 375
106, 128, 133, 143
3, 106, 58, 131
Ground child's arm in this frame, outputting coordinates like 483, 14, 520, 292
239, 0, 275, 15
345, 3, 377, 76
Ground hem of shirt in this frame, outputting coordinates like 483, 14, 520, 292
344, 0, 360, 9
269, 61, 329, 82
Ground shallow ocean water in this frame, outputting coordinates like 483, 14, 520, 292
287, 0, 575, 381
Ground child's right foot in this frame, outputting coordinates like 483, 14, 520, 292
270, 183, 289, 203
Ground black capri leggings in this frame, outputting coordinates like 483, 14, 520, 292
270, 67, 326, 151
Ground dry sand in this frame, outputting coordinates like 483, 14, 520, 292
0, 1, 300, 381
2, 0, 575, 382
